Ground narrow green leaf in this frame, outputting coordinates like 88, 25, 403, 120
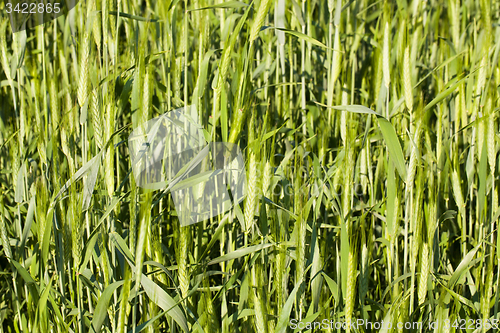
11, 260, 39, 303
110, 232, 189, 331
321, 272, 339, 305
140, 273, 189, 331
109, 11, 160, 22
19, 194, 35, 252
208, 243, 273, 265
54, 153, 102, 201
313, 102, 406, 179
90, 281, 125, 333
275, 282, 301, 333
377, 117, 407, 180
190, 1, 249, 11
38, 276, 53, 332
423, 74, 468, 112
82, 152, 101, 211
447, 243, 481, 289
268, 27, 331, 49
316, 102, 381, 116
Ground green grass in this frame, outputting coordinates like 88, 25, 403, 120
0, 0, 500, 332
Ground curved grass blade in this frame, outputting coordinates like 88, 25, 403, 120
423, 73, 469, 112
314, 102, 407, 179
377, 117, 407, 180
140, 273, 189, 332
189, 1, 249, 11
90, 281, 125, 333
110, 232, 189, 331
208, 243, 273, 265
265, 27, 331, 50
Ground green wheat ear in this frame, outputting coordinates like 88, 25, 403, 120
0, 0, 499, 331
77, 29, 90, 108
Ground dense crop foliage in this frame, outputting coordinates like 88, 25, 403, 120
0, 0, 500, 332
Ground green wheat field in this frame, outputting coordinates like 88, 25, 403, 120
1, 0, 500, 332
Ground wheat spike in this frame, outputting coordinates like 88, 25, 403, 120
105, 104, 115, 197
359, 228, 369, 306
476, 54, 487, 97
0, 20, 12, 83
244, 116, 259, 232
70, 188, 83, 269
0, 200, 12, 261
451, 170, 465, 214
403, 46, 413, 112
116, 267, 132, 333
77, 31, 90, 108
383, 22, 391, 89
91, 0, 101, 50
328, 0, 334, 14
90, 89, 103, 150
397, 299, 409, 333
406, 123, 421, 193
331, 26, 342, 87
252, 264, 268, 333
482, 264, 493, 324
418, 243, 430, 305
262, 160, 272, 198
141, 65, 151, 124
50, 79, 60, 128
60, 126, 75, 175
345, 243, 357, 333
244, 151, 258, 232
487, 99, 496, 175
178, 225, 190, 300
249, 0, 273, 46
477, 113, 485, 162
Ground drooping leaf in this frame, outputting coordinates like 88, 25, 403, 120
190, 1, 249, 11
314, 102, 407, 179
268, 27, 331, 50
323, 103, 381, 116
208, 243, 273, 265
447, 243, 481, 289
377, 117, 407, 180
140, 274, 189, 332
